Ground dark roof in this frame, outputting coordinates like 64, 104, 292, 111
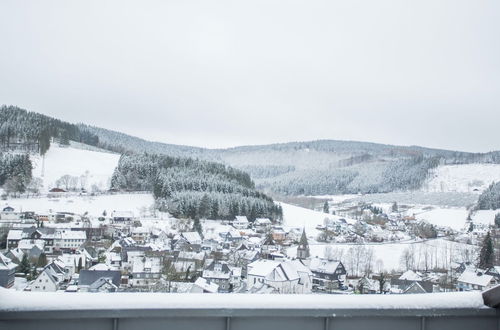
49, 188, 67, 192
79, 270, 121, 287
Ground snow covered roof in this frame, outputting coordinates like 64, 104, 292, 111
192, 277, 218, 293
255, 218, 271, 225
181, 232, 202, 244
112, 211, 134, 218
18, 239, 45, 250
458, 270, 494, 287
203, 261, 231, 280
309, 258, 341, 275
247, 259, 311, 282
399, 270, 423, 282
57, 230, 86, 240
234, 216, 249, 223
0, 252, 17, 270
132, 256, 161, 274
7, 230, 23, 240
89, 263, 114, 271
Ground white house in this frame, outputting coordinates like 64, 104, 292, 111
457, 270, 496, 291
190, 277, 219, 293
247, 259, 312, 294
233, 216, 249, 229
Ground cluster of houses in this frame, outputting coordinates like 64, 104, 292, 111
1, 203, 499, 295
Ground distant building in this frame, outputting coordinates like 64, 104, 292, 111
111, 211, 134, 222
457, 270, 496, 291
296, 229, 310, 260
247, 259, 312, 294
0, 252, 17, 288
233, 216, 249, 229
308, 257, 347, 291
79, 269, 121, 292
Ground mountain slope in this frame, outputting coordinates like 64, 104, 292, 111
3, 105, 500, 196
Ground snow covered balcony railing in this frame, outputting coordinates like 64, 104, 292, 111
1, 289, 499, 330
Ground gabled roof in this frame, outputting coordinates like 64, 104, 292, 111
247, 259, 311, 282
181, 232, 202, 244
79, 270, 121, 287
399, 270, 422, 281
89, 277, 118, 291
458, 270, 494, 287
0, 252, 17, 270
309, 258, 341, 275
192, 277, 218, 293
234, 216, 249, 223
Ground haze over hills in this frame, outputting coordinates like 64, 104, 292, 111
2, 105, 500, 197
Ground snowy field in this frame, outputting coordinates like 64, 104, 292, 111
351, 191, 478, 207
30, 143, 121, 192
0, 193, 155, 218
279, 202, 353, 238
422, 164, 500, 193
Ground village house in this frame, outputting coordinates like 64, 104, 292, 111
190, 277, 219, 293
31, 260, 68, 292
130, 255, 162, 287
233, 216, 249, 229
202, 260, 234, 292
457, 269, 496, 291
111, 211, 135, 223
0, 252, 17, 288
253, 218, 272, 232
78, 269, 122, 292
308, 257, 347, 291
246, 259, 312, 294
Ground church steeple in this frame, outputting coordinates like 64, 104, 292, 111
297, 228, 310, 259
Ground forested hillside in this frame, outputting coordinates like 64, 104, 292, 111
3, 106, 500, 197
477, 182, 500, 210
0, 153, 32, 195
0, 105, 99, 154
111, 154, 282, 221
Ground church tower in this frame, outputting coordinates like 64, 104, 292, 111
297, 228, 310, 259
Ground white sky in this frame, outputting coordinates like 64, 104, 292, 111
1, 0, 499, 152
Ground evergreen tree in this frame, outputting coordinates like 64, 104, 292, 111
192, 218, 203, 238
391, 202, 398, 212
198, 194, 210, 219
36, 253, 48, 268
77, 258, 83, 273
479, 231, 495, 269
323, 201, 329, 214
19, 254, 31, 275
495, 213, 500, 228
210, 200, 219, 219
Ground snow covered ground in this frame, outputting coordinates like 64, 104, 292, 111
0, 193, 155, 217
279, 202, 353, 238
30, 143, 121, 192
412, 207, 469, 230
422, 164, 500, 193
287, 238, 477, 272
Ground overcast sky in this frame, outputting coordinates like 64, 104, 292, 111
1, 1, 499, 152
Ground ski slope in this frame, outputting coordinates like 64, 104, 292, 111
30, 143, 121, 192
422, 164, 500, 193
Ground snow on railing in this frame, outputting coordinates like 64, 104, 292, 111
0, 289, 489, 312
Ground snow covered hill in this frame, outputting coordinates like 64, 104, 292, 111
30, 142, 121, 192
0, 193, 154, 217
422, 164, 500, 193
